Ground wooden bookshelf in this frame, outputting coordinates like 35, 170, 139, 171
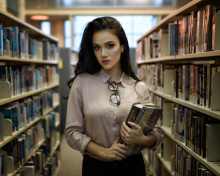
137, 50, 220, 64
161, 126, 220, 176
0, 56, 59, 64
0, 83, 59, 106
0, 9, 61, 176
136, 0, 220, 175
137, 0, 220, 42
148, 88, 220, 120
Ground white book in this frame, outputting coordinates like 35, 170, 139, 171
196, 11, 203, 53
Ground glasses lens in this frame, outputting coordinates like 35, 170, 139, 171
111, 93, 120, 104
108, 82, 118, 91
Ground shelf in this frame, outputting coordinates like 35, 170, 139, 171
161, 126, 220, 176
0, 56, 59, 65
156, 153, 174, 176
0, 102, 59, 148
0, 9, 58, 43
148, 88, 220, 120
0, 83, 59, 106
0, 117, 41, 148
8, 139, 46, 176
137, 50, 220, 65
138, 0, 220, 42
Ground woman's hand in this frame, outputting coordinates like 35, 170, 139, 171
121, 122, 145, 145
86, 138, 129, 162
100, 138, 129, 162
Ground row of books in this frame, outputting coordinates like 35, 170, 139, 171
0, 90, 54, 137
173, 143, 215, 176
171, 104, 220, 162
148, 142, 215, 176
14, 149, 60, 176
136, 4, 220, 60
169, 4, 220, 56
0, 113, 59, 176
151, 93, 220, 162
141, 63, 220, 109
1, 122, 44, 171
136, 29, 168, 61
0, 23, 58, 60
0, 65, 57, 98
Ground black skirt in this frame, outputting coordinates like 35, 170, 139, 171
82, 153, 146, 176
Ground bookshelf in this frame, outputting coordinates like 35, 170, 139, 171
136, 0, 220, 176
0, 9, 61, 176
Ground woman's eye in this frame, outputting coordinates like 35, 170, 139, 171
93, 46, 100, 50
108, 44, 114, 48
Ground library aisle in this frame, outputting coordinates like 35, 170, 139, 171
57, 135, 83, 176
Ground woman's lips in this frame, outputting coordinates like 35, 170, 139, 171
102, 60, 110, 64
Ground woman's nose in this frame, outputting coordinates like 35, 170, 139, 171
101, 48, 108, 57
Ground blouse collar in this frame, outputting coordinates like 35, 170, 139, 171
99, 69, 126, 88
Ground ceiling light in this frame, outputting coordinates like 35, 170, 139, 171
30, 15, 49, 20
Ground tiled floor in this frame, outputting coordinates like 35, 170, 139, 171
57, 135, 83, 176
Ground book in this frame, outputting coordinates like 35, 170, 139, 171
118, 101, 163, 156
206, 123, 220, 162
0, 112, 3, 142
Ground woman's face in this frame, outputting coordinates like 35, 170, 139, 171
92, 30, 124, 75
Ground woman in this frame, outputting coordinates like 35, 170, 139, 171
64, 16, 163, 176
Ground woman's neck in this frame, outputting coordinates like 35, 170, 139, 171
105, 69, 122, 82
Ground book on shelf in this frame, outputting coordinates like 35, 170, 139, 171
118, 101, 163, 156
169, 23, 179, 56
204, 4, 213, 52
196, 10, 204, 53
0, 112, 3, 141
214, 7, 220, 50
206, 123, 220, 162
158, 29, 168, 57
0, 150, 7, 176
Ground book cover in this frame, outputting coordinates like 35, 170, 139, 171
169, 23, 179, 55
118, 101, 163, 156
0, 23, 3, 56
196, 11, 203, 53
204, 4, 213, 52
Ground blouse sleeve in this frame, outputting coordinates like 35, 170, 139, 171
137, 81, 164, 150
64, 76, 91, 155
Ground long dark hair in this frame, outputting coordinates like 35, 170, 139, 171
67, 16, 139, 88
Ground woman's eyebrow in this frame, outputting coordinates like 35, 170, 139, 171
93, 41, 114, 45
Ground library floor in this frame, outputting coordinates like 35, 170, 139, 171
57, 135, 83, 176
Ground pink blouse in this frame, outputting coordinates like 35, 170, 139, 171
64, 69, 163, 156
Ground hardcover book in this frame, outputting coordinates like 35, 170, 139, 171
118, 101, 163, 156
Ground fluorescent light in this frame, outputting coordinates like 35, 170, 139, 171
30, 15, 49, 20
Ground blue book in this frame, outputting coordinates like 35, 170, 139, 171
18, 30, 25, 58
12, 26, 19, 57
0, 23, 3, 56
0, 66, 7, 81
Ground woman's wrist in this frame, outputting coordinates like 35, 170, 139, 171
141, 134, 157, 147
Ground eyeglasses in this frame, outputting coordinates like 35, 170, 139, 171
108, 81, 120, 105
